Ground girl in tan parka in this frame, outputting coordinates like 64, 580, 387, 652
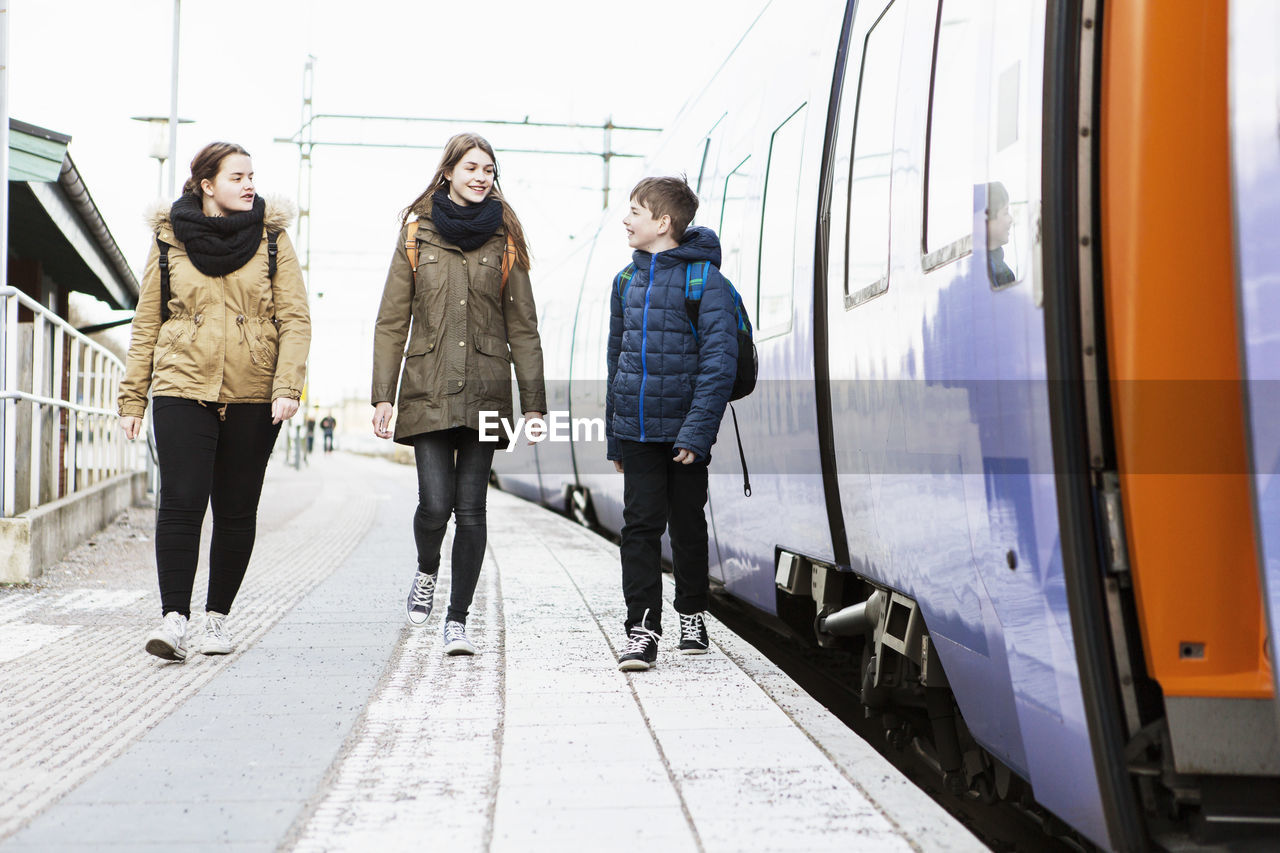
118, 142, 310, 662
372, 133, 545, 655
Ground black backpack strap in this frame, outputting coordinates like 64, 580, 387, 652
156, 236, 172, 323
267, 231, 279, 279
730, 403, 751, 497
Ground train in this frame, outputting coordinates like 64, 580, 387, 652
489, 1, 1280, 849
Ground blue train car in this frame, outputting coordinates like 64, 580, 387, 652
493, 1, 1280, 848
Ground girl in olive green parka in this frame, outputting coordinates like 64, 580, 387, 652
371, 133, 545, 655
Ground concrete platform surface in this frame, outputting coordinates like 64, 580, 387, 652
0, 452, 987, 852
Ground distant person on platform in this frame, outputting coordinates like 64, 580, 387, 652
986, 181, 1016, 287
370, 132, 545, 656
320, 413, 337, 452
606, 176, 738, 671
305, 413, 317, 454
118, 141, 310, 663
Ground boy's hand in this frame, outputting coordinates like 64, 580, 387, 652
613, 460, 624, 473
673, 448, 698, 465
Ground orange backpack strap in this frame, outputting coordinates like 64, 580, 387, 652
405, 221, 420, 282
500, 234, 517, 296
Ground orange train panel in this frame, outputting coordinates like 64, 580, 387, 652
1100, 0, 1271, 698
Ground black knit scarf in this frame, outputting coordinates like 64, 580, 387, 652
430, 190, 503, 250
170, 194, 266, 276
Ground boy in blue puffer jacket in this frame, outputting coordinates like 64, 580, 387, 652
606, 176, 738, 671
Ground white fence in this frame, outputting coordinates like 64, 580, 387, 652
0, 285, 143, 518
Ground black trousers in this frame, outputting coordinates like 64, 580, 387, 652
412, 427, 496, 625
152, 397, 281, 618
619, 439, 711, 634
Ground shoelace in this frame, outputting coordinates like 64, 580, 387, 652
163, 612, 186, 640
205, 613, 229, 644
410, 572, 437, 608
621, 624, 659, 656
444, 621, 468, 643
678, 613, 705, 644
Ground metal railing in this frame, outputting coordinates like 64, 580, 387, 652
0, 286, 143, 518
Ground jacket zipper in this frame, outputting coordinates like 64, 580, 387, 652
639, 255, 657, 441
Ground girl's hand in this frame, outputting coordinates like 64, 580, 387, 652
120, 416, 142, 440
373, 402, 394, 439
272, 398, 300, 424
673, 447, 698, 465
524, 411, 545, 444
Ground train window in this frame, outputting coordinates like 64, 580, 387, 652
719, 155, 757, 310
845, 0, 906, 309
695, 112, 728, 196
757, 104, 807, 334
984, 0, 1046, 295
923, 0, 980, 269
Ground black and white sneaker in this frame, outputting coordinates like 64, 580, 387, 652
677, 612, 709, 654
617, 624, 660, 671
406, 570, 438, 626
443, 620, 477, 656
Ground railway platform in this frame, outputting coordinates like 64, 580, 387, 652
0, 452, 985, 852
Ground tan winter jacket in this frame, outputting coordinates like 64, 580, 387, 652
371, 208, 546, 445
117, 198, 311, 417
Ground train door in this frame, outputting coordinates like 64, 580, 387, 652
1228, 0, 1280, 719
819, 0, 1111, 844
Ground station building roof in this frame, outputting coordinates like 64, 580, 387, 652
9, 119, 139, 310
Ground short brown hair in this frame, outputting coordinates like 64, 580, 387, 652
630, 175, 699, 240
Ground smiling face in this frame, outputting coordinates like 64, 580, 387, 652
201, 154, 255, 216
445, 147, 496, 206
623, 200, 670, 253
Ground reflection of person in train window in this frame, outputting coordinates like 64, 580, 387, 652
986, 181, 1016, 286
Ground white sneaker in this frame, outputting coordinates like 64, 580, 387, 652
201, 611, 234, 655
145, 611, 188, 661
443, 620, 477, 656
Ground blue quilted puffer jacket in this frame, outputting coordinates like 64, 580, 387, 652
606, 226, 738, 461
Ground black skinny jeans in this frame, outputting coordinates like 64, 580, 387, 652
619, 439, 711, 635
412, 427, 496, 625
152, 397, 281, 618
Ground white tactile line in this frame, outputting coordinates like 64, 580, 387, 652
0, 456, 378, 842
287, 532, 503, 853
489, 507, 702, 852
485, 490, 977, 853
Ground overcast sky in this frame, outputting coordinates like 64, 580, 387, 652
11, 0, 766, 405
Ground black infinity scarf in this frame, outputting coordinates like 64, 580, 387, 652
430, 190, 503, 251
170, 193, 266, 276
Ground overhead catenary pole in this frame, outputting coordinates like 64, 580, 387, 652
0, 0, 11, 516
166, 0, 180, 197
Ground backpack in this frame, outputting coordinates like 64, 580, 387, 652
405, 220, 517, 295
156, 231, 278, 323
614, 260, 757, 496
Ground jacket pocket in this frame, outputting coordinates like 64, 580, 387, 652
473, 333, 510, 361
472, 253, 503, 293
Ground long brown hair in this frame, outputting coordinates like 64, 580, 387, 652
400, 133, 532, 269
183, 142, 250, 196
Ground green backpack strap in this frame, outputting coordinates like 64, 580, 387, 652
614, 263, 637, 304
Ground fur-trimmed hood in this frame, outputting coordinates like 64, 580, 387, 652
146, 195, 297, 236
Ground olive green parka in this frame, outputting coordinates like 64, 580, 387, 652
371, 207, 546, 446
117, 197, 311, 417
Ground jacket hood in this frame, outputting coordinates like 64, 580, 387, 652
634, 225, 722, 269
146, 195, 297, 235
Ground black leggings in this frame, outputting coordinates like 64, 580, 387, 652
412, 427, 496, 624
152, 397, 281, 618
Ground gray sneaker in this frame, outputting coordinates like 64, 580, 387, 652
443, 620, 476, 656
145, 611, 188, 661
406, 571, 438, 626
201, 611, 234, 655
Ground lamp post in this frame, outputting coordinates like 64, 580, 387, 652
131, 116, 192, 199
